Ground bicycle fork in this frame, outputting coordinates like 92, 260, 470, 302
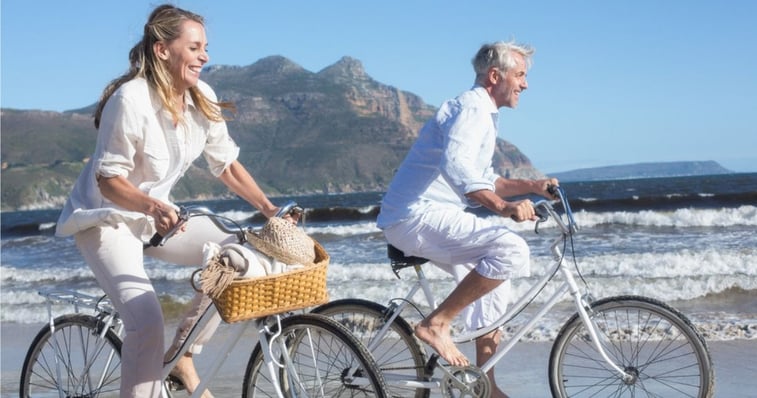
560, 263, 635, 384
472, 258, 634, 385
258, 315, 328, 398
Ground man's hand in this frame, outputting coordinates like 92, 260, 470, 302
537, 178, 560, 199
502, 199, 537, 222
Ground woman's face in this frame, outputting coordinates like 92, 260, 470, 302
159, 20, 209, 95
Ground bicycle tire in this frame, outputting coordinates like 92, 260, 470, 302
241, 313, 390, 398
549, 295, 715, 398
313, 298, 429, 398
20, 313, 123, 398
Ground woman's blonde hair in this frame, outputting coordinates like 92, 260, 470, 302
93, 4, 234, 128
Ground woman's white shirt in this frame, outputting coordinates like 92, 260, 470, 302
55, 78, 239, 239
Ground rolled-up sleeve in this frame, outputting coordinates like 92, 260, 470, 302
440, 107, 496, 195
196, 81, 239, 176
95, 94, 140, 178
203, 120, 239, 176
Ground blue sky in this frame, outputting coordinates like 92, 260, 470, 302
2, 1, 756, 173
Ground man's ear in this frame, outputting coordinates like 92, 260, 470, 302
153, 41, 170, 61
487, 67, 500, 85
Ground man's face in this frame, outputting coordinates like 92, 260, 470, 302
491, 53, 528, 109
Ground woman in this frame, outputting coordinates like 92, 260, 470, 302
56, 4, 284, 397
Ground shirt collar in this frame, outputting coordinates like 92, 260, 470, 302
471, 85, 498, 115
184, 90, 198, 111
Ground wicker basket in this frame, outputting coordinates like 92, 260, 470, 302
211, 240, 329, 323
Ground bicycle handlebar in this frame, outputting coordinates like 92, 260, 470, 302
533, 185, 579, 236
148, 201, 303, 247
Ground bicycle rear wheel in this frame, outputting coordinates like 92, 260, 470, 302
549, 295, 714, 398
313, 298, 429, 398
242, 313, 389, 397
20, 313, 122, 398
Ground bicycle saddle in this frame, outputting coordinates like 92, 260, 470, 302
387, 244, 428, 277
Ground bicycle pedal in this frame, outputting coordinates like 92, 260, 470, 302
424, 353, 440, 379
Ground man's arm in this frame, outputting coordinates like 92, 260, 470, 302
465, 177, 558, 222
493, 177, 557, 198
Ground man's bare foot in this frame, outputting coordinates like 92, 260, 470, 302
414, 319, 469, 367
171, 355, 214, 398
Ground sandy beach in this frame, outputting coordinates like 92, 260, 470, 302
3, 321, 755, 397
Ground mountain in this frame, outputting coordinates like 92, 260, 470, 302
0, 55, 542, 211
550, 161, 734, 182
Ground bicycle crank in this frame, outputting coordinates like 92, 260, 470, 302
440, 365, 491, 398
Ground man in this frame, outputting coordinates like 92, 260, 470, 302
376, 40, 558, 397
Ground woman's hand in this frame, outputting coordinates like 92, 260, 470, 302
97, 174, 184, 235
151, 201, 180, 236
273, 204, 302, 224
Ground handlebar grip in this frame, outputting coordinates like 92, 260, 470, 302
149, 233, 164, 247
547, 184, 559, 198
275, 201, 303, 218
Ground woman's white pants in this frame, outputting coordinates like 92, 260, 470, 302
75, 217, 235, 397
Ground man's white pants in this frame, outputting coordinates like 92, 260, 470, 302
75, 216, 234, 398
382, 208, 530, 330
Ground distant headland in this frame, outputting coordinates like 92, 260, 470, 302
549, 161, 734, 182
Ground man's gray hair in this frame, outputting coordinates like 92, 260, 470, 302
472, 41, 534, 83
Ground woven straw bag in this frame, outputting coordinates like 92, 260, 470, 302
204, 219, 330, 323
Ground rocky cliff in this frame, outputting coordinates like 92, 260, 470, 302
1, 56, 542, 211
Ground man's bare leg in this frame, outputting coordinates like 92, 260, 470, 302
415, 271, 503, 367
477, 329, 509, 398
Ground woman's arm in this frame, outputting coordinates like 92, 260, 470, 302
97, 175, 178, 235
218, 160, 279, 218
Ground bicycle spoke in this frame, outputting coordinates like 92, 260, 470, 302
549, 296, 712, 398
21, 314, 122, 397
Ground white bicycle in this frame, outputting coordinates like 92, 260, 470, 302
312, 186, 715, 397
19, 203, 389, 397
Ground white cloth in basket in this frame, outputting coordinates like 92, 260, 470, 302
201, 242, 304, 278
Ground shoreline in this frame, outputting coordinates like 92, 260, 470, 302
3, 321, 756, 397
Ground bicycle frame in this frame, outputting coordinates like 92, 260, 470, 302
377, 188, 634, 389
34, 201, 344, 398
165, 305, 298, 398
39, 288, 325, 398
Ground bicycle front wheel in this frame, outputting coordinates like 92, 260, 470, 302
313, 298, 429, 398
20, 313, 123, 398
549, 295, 714, 398
242, 313, 389, 398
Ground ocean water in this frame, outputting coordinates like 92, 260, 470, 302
2, 174, 756, 342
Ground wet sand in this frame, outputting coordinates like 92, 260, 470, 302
3, 321, 755, 397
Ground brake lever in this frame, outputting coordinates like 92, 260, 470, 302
534, 207, 549, 234
149, 207, 190, 247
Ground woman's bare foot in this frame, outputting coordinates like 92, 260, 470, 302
414, 318, 469, 367
171, 354, 214, 398
491, 385, 510, 398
